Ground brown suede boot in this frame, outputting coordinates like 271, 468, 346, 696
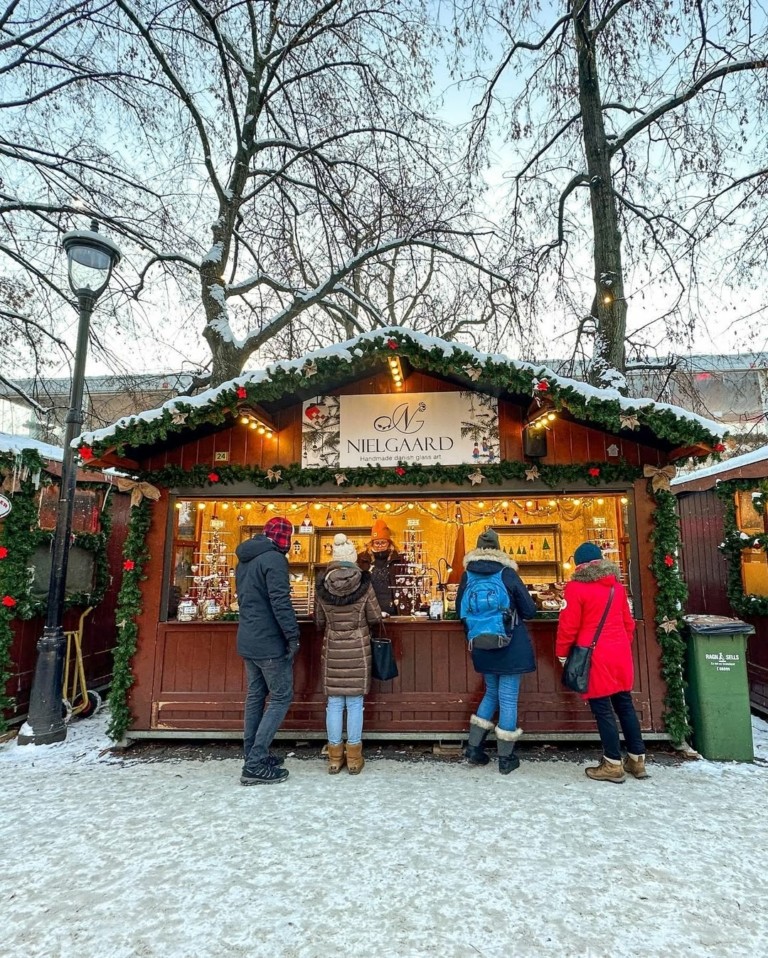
624, 753, 650, 779
345, 741, 365, 775
585, 757, 626, 784
327, 743, 345, 775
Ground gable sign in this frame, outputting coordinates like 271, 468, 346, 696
302, 392, 499, 468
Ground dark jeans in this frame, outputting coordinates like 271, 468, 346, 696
588, 691, 645, 761
243, 654, 294, 771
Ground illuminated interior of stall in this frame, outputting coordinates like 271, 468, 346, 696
170, 494, 632, 621
736, 490, 768, 596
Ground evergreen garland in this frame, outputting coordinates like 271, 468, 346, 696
648, 489, 691, 744
716, 479, 768, 617
85, 332, 723, 459
0, 456, 43, 728
141, 458, 645, 490
0, 452, 113, 731
107, 498, 153, 742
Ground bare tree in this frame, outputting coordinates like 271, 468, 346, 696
458, 0, 768, 386
1, 0, 518, 388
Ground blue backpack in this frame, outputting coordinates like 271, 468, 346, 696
460, 570, 518, 650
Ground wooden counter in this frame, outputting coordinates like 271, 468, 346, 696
135, 616, 657, 738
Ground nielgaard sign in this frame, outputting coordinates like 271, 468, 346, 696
301, 392, 500, 468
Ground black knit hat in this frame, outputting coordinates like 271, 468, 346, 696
477, 528, 500, 550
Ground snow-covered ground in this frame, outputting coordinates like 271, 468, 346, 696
2, 713, 767, 958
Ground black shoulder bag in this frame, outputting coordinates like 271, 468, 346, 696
561, 586, 614, 694
371, 620, 399, 682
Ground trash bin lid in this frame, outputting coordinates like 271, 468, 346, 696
682, 614, 756, 635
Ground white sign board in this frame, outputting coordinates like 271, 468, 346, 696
0, 494, 11, 519
301, 392, 499, 468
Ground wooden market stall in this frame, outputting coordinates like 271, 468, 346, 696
673, 447, 768, 715
0, 433, 130, 729
79, 329, 724, 744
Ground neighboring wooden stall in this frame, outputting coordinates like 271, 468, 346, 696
674, 448, 768, 715
0, 434, 129, 729
79, 330, 723, 743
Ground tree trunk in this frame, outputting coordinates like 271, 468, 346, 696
200, 262, 246, 385
573, 0, 627, 387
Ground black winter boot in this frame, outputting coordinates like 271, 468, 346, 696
464, 714, 494, 765
495, 726, 523, 775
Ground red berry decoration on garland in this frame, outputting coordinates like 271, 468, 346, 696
664, 554, 675, 567
236, 386, 247, 399
387, 338, 399, 350
395, 466, 406, 477
0, 546, 7, 560
78, 445, 94, 461
208, 472, 220, 483
713, 443, 726, 453
534, 379, 549, 392
588, 467, 600, 477
123, 559, 135, 571
2, 595, 16, 608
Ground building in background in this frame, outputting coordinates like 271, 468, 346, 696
0, 372, 195, 444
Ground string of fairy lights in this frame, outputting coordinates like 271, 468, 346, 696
177, 494, 631, 528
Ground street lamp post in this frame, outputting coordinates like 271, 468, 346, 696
18, 221, 121, 746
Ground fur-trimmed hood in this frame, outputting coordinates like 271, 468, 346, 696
463, 548, 519, 572
317, 564, 372, 605
570, 558, 622, 583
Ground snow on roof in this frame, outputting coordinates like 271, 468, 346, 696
0, 432, 64, 461
671, 443, 768, 486
78, 327, 726, 448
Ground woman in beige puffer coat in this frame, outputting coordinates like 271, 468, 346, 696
314, 533, 382, 775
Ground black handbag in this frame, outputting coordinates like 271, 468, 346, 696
371, 623, 398, 681
561, 586, 614, 694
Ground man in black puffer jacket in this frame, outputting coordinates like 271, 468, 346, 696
235, 517, 300, 785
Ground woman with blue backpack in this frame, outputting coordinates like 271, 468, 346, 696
456, 528, 538, 773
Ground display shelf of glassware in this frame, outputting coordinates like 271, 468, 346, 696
392, 522, 432, 615
585, 518, 619, 555
177, 514, 236, 622
585, 517, 628, 582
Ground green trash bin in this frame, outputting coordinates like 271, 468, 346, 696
683, 614, 755, 762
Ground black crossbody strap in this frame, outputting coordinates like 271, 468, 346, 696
588, 585, 615, 650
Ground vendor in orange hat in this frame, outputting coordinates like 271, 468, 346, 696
357, 518, 402, 615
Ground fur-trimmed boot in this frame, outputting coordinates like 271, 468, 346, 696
464, 714, 495, 766
623, 752, 650, 779
327, 743, 345, 775
346, 741, 365, 775
585, 755, 626, 783
495, 726, 523, 774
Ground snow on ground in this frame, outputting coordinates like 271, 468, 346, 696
2, 713, 767, 958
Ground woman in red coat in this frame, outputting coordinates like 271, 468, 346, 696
556, 542, 648, 783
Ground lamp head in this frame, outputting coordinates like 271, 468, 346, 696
62, 219, 122, 299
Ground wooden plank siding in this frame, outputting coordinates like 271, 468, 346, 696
4, 491, 130, 725
148, 619, 654, 734
677, 488, 768, 715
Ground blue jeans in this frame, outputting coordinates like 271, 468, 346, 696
476, 673, 521, 732
243, 654, 294, 771
326, 695, 364, 745
589, 691, 645, 760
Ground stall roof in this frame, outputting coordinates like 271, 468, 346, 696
77, 328, 726, 463
0, 431, 63, 461
672, 444, 768, 493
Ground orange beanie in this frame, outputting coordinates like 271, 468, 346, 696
371, 518, 392, 540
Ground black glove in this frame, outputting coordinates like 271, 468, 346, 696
287, 641, 300, 660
